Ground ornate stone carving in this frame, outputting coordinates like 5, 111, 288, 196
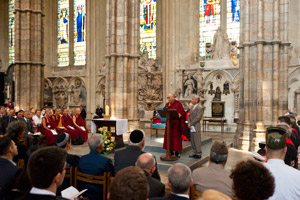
138, 53, 163, 112
213, 86, 222, 101
223, 82, 230, 95
69, 78, 86, 106
138, 52, 159, 73
211, 27, 231, 60
53, 79, 68, 109
44, 79, 53, 108
183, 73, 197, 97
208, 83, 215, 95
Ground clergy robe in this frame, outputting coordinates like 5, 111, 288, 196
40, 116, 57, 145
74, 114, 88, 142
62, 114, 80, 140
52, 114, 66, 134
163, 99, 186, 151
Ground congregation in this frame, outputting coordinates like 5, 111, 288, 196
1, 102, 300, 200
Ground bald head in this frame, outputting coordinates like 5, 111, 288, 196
136, 153, 156, 175
167, 93, 176, 103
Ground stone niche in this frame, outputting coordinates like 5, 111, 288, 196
44, 77, 87, 112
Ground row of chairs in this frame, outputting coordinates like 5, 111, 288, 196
66, 167, 238, 200
66, 167, 112, 200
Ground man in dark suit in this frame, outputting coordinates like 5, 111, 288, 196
23, 146, 68, 200
152, 163, 192, 200
23, 110, 36, 146
80, 105, 86, 121
0, 136, 20, 198
95, 105, 104, 118
79, 134, 114, 200
114, 129, 161, 180
136, 153, 165, 198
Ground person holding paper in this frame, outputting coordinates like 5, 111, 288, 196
41, 109, 58, 145
73, 108, 88, 142
52, 108, 66, 134
62, 109, 80, 141
163, 93, 186, 158
188, 95, 203, 159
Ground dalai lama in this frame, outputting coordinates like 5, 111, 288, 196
163, 93, 186, 158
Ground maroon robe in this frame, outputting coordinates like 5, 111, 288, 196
40, 116, 57, 145
163, 99, 186, 151
52, 114, 65, 134
62, 114, 80, 140
74, 114, 88, 142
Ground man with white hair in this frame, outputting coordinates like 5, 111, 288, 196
114, 129, 161, 180
152, 163, 192, 200
78, 134, 114, 200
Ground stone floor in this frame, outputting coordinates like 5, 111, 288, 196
68, 129, 236, 184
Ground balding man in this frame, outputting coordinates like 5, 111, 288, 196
136, 153, 165, 198
73, 108, 88, 142
163, 93, 186, 158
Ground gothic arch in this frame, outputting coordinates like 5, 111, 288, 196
204, 70, 234, 89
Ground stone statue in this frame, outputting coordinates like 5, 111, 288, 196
184, 74, 196, 97
55, 91, 67, 108
223, 83, 230, 95
213, 86, 222, 101
212, 27, 231, 60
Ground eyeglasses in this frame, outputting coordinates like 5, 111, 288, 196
167, 97, 170, 99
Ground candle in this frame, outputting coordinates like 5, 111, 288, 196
105, 105, 109, 115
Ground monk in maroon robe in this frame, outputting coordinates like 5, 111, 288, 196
73, 108, 88, 142
52, 108, 66, 134
41, 109, 58, 145
62, 108, 80, 140
163, 93, 186, 157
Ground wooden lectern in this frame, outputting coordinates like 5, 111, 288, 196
158, 109, 179, 161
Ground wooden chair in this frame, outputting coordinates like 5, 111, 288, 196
64, 166, 74, 187
74, 167, 108, 200
106, 172, 113, 193
19, 137, 28, 148
190, 185, 203, 200
164, 187, 172, 197
16, 159, 25, 168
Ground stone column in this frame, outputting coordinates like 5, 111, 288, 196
105, 0, 139, 130
14, 0, 44, 110
237, 0, 291, 150
159, 0, 199, 101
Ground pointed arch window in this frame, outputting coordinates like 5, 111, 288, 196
9, 0, 15, 64
140, 0, 157, 60
199, 0, 240, 57
57, 0, 86, 67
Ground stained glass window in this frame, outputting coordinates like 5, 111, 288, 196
199, 0, 221, 57
57, 0, 69, 67
140, 0, 156, 60
74, 0, 86, 65
227, 0, 240, 44
9, 0, 15, 64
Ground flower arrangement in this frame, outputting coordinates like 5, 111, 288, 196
98, 128, 115, 154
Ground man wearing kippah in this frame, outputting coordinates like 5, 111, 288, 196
264, 127, 300, 200
192, 141, 233, 197
114, 129, 161, 180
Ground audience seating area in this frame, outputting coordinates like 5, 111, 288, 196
52, 167, 238, 200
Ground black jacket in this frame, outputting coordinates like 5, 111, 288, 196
145, 171, 165, 198
151, 194, 189, 200
114, 146, 161, 180
80, 109, 86, 120
0, 158, 20, 198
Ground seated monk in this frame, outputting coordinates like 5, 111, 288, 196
52, 108, 66, 134
40, 109, 58, 145
61, 108, 80, 140
73, 108, 88, 142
